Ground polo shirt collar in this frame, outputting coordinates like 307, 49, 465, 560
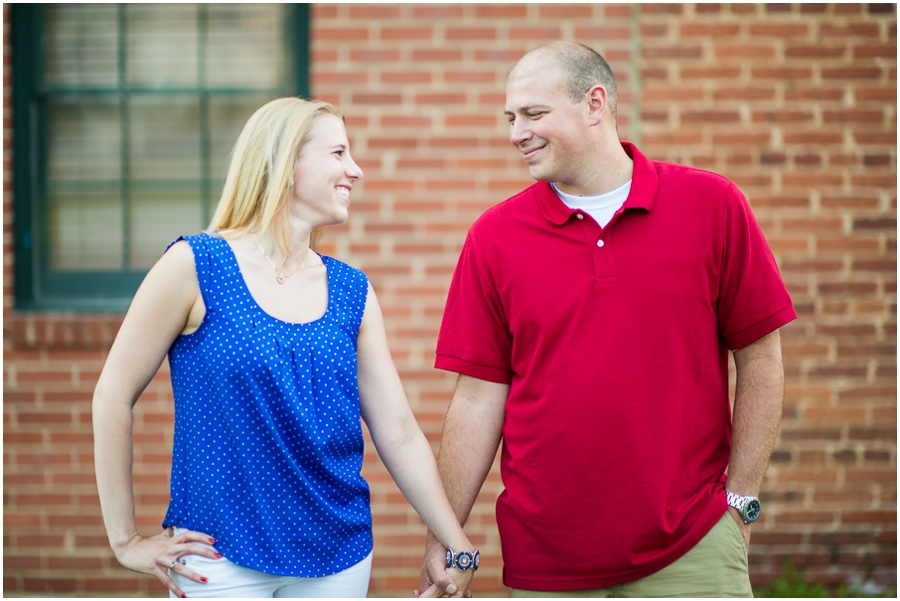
537, 141, 659, 226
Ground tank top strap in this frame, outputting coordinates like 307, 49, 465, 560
321, 255, 369, 335
166, 233, 224, 308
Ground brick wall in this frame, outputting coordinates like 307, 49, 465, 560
4, 3, 896, 596
636, 3, 897, 589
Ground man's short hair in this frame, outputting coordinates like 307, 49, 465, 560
536, 42, 619, 122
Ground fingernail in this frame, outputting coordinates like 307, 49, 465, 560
200, 577, 208, 583
181, 596, 187, 599
208, 538, 215, 544
214, 553, 222, 559
447, 585, 458, 594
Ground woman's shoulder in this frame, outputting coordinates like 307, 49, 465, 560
320, 254, 369, 288
166, 231, 224, 252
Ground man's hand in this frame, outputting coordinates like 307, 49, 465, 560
415, 533, 466, 598
726, 507, 751, 553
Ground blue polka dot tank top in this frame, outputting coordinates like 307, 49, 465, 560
162, 232, 373, 577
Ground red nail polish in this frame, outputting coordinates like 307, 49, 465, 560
214, 553, 222, 559
201, 577, 208, 583
208, 538, 215, 544
181, 595, 187, 599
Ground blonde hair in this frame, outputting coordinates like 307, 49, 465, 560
208, 97, 344, 253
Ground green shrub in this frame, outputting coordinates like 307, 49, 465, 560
754, 559, 895, 598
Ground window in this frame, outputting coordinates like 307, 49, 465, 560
13, 4, 309, 310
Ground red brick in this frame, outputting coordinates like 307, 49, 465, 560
783, 132, 843, 144
821, 23, 880, 37
312, 27, 370, 42
714, 44, 776, 59
641, 24, 669, 38
642, 4, 684, 14
4, 555, 43, 569
822, 67, 883, 79
48, 555, 104, 569
411, 5, 464, 18
352, 94, 403, 106
509, 27, 562, 40
23, 578, 79, 592
682, 110, 741, 123
311, 5, 337, 19
754, 110, 814, 123
603, 5, 632, 18
84, 578, 143, 592
445, 115, 499, 128
415, 93, 466, 105
348, 5, 402, 19
349, 50, 400, 63
855, 87, 898, 102
312, 72, 369, 86
843, 511, 898, 524
681, 67, 741, 79
749, 23, 811, 37
444, 71, 496, 84
576, 26, 631, 40
445, 28, 497, 41
868, 3, 897, 14
411, 49, 462, 62
643, 46, 704, 59
539, 4, 593, 18
751, 67, 814, 79
785, 45, 847, 58
681, 23, 741, 37
474, 5, 527, 18
379, 27, 433, 41
853, 44, 897, 58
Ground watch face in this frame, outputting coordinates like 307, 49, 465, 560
455, 551, 474, 571
744, 499, 761, 523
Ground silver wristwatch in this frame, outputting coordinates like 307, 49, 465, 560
446, 547, 480, 571
726, 491, 761, 524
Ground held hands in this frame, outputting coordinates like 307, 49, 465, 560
414, 535, 474, 598
111, 527, 220, 598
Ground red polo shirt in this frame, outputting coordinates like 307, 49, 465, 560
435, 143, 796, 590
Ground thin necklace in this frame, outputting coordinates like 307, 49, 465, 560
255, 238, 310, 284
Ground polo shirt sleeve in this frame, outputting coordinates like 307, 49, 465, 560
718, 183, 797, 350
435, 231, 513, 384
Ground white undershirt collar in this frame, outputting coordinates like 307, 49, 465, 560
551, 180, 632, 229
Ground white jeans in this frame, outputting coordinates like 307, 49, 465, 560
169, 528, 372, 598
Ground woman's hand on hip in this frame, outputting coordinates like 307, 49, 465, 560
113, 527, 220, 598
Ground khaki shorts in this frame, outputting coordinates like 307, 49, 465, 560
511, 511, 752, 598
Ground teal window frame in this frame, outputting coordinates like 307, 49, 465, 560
12, 4, 310, 311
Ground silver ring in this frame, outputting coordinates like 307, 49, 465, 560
169, 559, 178, 570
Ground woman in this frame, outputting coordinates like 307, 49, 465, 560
93, 98, 477, 598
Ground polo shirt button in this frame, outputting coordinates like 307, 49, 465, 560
576, 214, 584, 220
597, 239, 605, 248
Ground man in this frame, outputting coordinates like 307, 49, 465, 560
417, 41, 795, 597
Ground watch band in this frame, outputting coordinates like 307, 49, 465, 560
725, 490, 761, 524
446, 547, 480, 572
725, 491, 749, 511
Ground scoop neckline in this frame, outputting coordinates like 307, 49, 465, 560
213, 233, 333, 326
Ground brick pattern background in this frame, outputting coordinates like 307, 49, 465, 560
4, 3, 896, 597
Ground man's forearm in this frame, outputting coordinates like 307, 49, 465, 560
432, 374, 507, 530
726, 329, 785, 496
417, 375, 508, 597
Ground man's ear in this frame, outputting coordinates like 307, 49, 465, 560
585, 85, 608, 127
